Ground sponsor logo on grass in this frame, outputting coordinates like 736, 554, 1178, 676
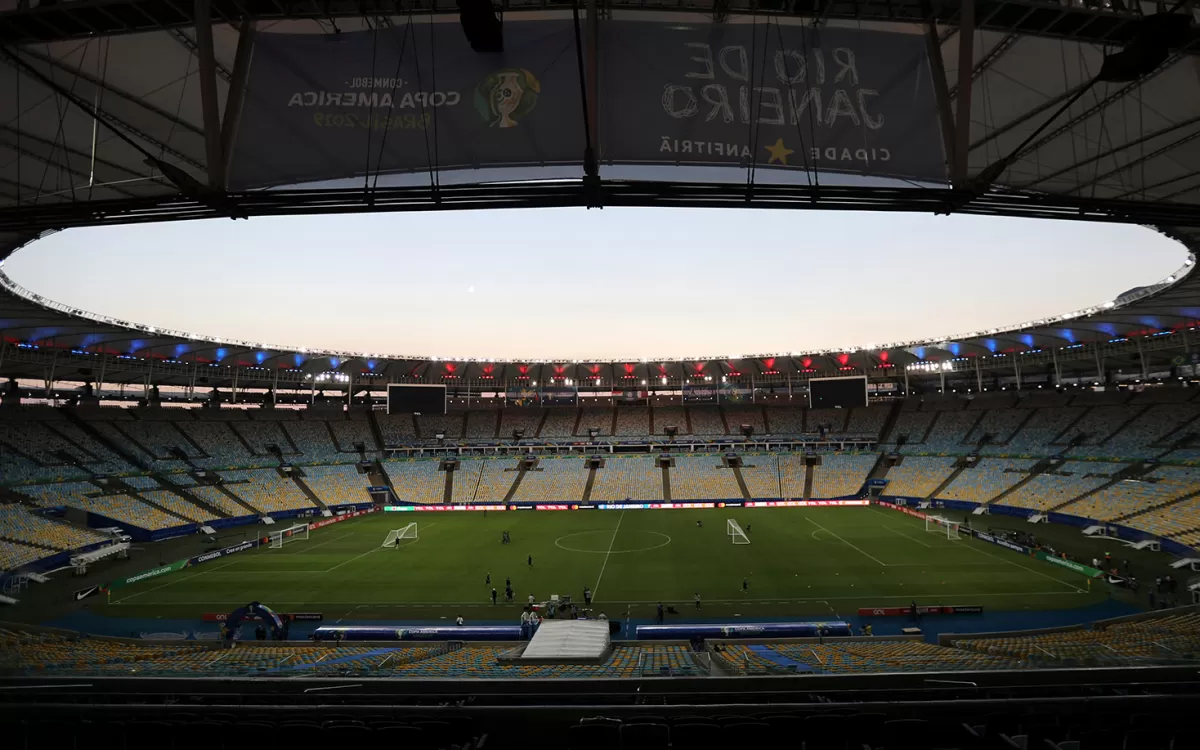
109, 560, 188, 588
73, 585, 101, 601
1041, 553, 1101, 577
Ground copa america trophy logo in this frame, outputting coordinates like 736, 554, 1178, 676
475, 69, 541, 128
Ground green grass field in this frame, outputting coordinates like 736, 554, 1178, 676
95, 506, 1109, 623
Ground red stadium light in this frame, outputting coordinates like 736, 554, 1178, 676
879, 351, 889, 362
801, 357, 813, 369
763, 357, 776, 370
837, 353, 850, 366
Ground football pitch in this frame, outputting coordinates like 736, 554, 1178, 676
100, 507, 1104, 622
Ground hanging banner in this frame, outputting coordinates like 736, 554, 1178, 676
601, 20, 945, 182
539, 386, 578, 405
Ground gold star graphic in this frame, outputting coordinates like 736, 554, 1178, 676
764, 138, 794, 165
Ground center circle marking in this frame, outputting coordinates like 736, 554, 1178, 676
554, 530, 672, 554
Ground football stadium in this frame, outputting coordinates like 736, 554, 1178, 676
4, 0, 1200, 746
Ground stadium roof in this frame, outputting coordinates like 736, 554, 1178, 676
3, 1, 1200, 387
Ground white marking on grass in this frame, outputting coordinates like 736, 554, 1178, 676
110, 559, 240, 605
805, 517, 887, 566
958, 535, 1086, 593
323, 523, 436, 573
589, 511, 625, 602
882, 525, 932, 548
291, 532, 354, 554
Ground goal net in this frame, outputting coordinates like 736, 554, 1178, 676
382, 522, 419, 548
268, 523, 309, 549
727, 519, 750, 545
925, 515, 961, 541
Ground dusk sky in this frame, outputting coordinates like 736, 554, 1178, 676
2, 208, 1184, 360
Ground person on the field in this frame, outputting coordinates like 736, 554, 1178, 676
696, 520, 703, 528
528, 554, 533, 568
656, 602, 664, 624
486, 572, 491, 586
491, 588, 498, 606
694, 593, 701, 610
742, 577, 749, 593
528, 593, 536, 605
746, 524, 752, 534
456, 615, 464, 626
506, 576, 511, 589
583, 586, 592, 606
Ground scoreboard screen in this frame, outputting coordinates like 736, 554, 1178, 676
809, 376, 868, 409
387, 384, 447, 415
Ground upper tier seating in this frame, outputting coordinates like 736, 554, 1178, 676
465, 411, 498, 439
719, 640, 1020, 675
923, 411, 980, 452
805, 408, 847, 434
591, 457, 663, 502
652, 406, 688, 435
670, 456, 741, 499
176, 420, 257, 467
765, 407, 805, 434
845, 404, 891, 438
1003, 407, 1084, 453
416, 414, 463, 440
887, 411, 934, 446
1058, 406, 1145, 447
614, 407, 650, 437
687, 406, 725, 436
1073, 403, 1200, 458
139, 489, 213, 523
966, 407, 1029, 446
301, 465, 370, 506
500, 410, 544, 440
935, 458, 1037, 503
510, 457, 589, 502
385, 460, 445, 504
883, 457, 957, 498
219, 470, 315, 513
723, 406, 765, 435
539, 409, 578, 438
116, 420, 200, 459
282, 421, 341, 462
327, 415, 375, 452
232, 420, 294, 455
375, 413, 416, 444
185, 484, 254, 517
578, 409, 613, 436
810, 454, 874, 498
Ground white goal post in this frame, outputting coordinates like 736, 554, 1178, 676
269, 523, 309, 549
382, 522, 419, 548
925, 515, 961, 541
727, 519, 751, 545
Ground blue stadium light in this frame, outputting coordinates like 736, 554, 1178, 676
256, 351, 267, 364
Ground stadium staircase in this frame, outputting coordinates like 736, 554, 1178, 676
570, 408, 583, 437
803, 458, 816, 500
719, 407, 731, 436
490, 411, 502, 440
443, 466, 455, 503
866, 452, 891, 481
502, 463, 527, 503
730, 465, 752, 500
121, 489, 195, 526
366, 461, 394, 493
875, 402, 903, 443
927, 458, 972, 501
153, 474, 232, 519
1049, 409, 1091, 446
999, 408, 1040, 445
684, 408, 694, 435
760, 406, 771, 434
1048, 462, 1159, 514
225, 423, 260, 457
291, 473, 329, 512
609, 408, 618, 436
988, 458, 1055, 505
1157, 432, 1199, 460
581, 463, 598, 502
1098, 405, 1152, 445
365, 411, 387, 454
60, 409, 148, 471
661, 463, 672, 502
209, 482, 261, 516
533, 410, 549, 439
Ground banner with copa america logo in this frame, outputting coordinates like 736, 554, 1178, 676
229, 19, 944, 189
229, 20, 585, 189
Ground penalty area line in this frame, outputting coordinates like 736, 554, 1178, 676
806, 517, 888, 566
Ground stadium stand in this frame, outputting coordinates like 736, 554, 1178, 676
1074, 403, 1200, 458
465, 411, 498, 439
1002, 461, 1123, 511
1137, 495, 1200, 545
718, 640, 1020, 675
1064, 466, 1200, 521
326, 414, 375, 453
138, 489, 212, 523
218, 470, 316, 514
0, 539, 55, 572
577, 408, 613, 436
176, 420, 257, 467
740, 455, 782, 498
232, 420, 293, 455
0, 504, 107, 552
1003, 407, 1084, 453
539, 409, 577, 438
500, 410, 544, 440
590, 456, 663, 502
969, 406, 1031, 448
687, 406, 725, 435
1059, 405, 1145, 447
510, 458, 588, 502
723, 406, 765, 435
457, 459, 517, 503
652, 406, 688, 435
282, 421, 341, 462
385, 460, 445, 504
375, 412, 416, 444
923, 411, 980, 453
844, 404, 891, 438
670, 456, 740, 499
764, 406, 804, 434
882, 456, 957, 498
810, 454, 874, 498
614, 407, 650, 437
887, 410, 935, 446
116, 420, 199, 459
56, 492, 182, 530
0, 420, 92, 484
416, 413, 463, 440
935, 458, 1037, 503
185, 484, 255, 517
300, 465, 370, 506
804, 408, 846, 434
778, 454, 808, 498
